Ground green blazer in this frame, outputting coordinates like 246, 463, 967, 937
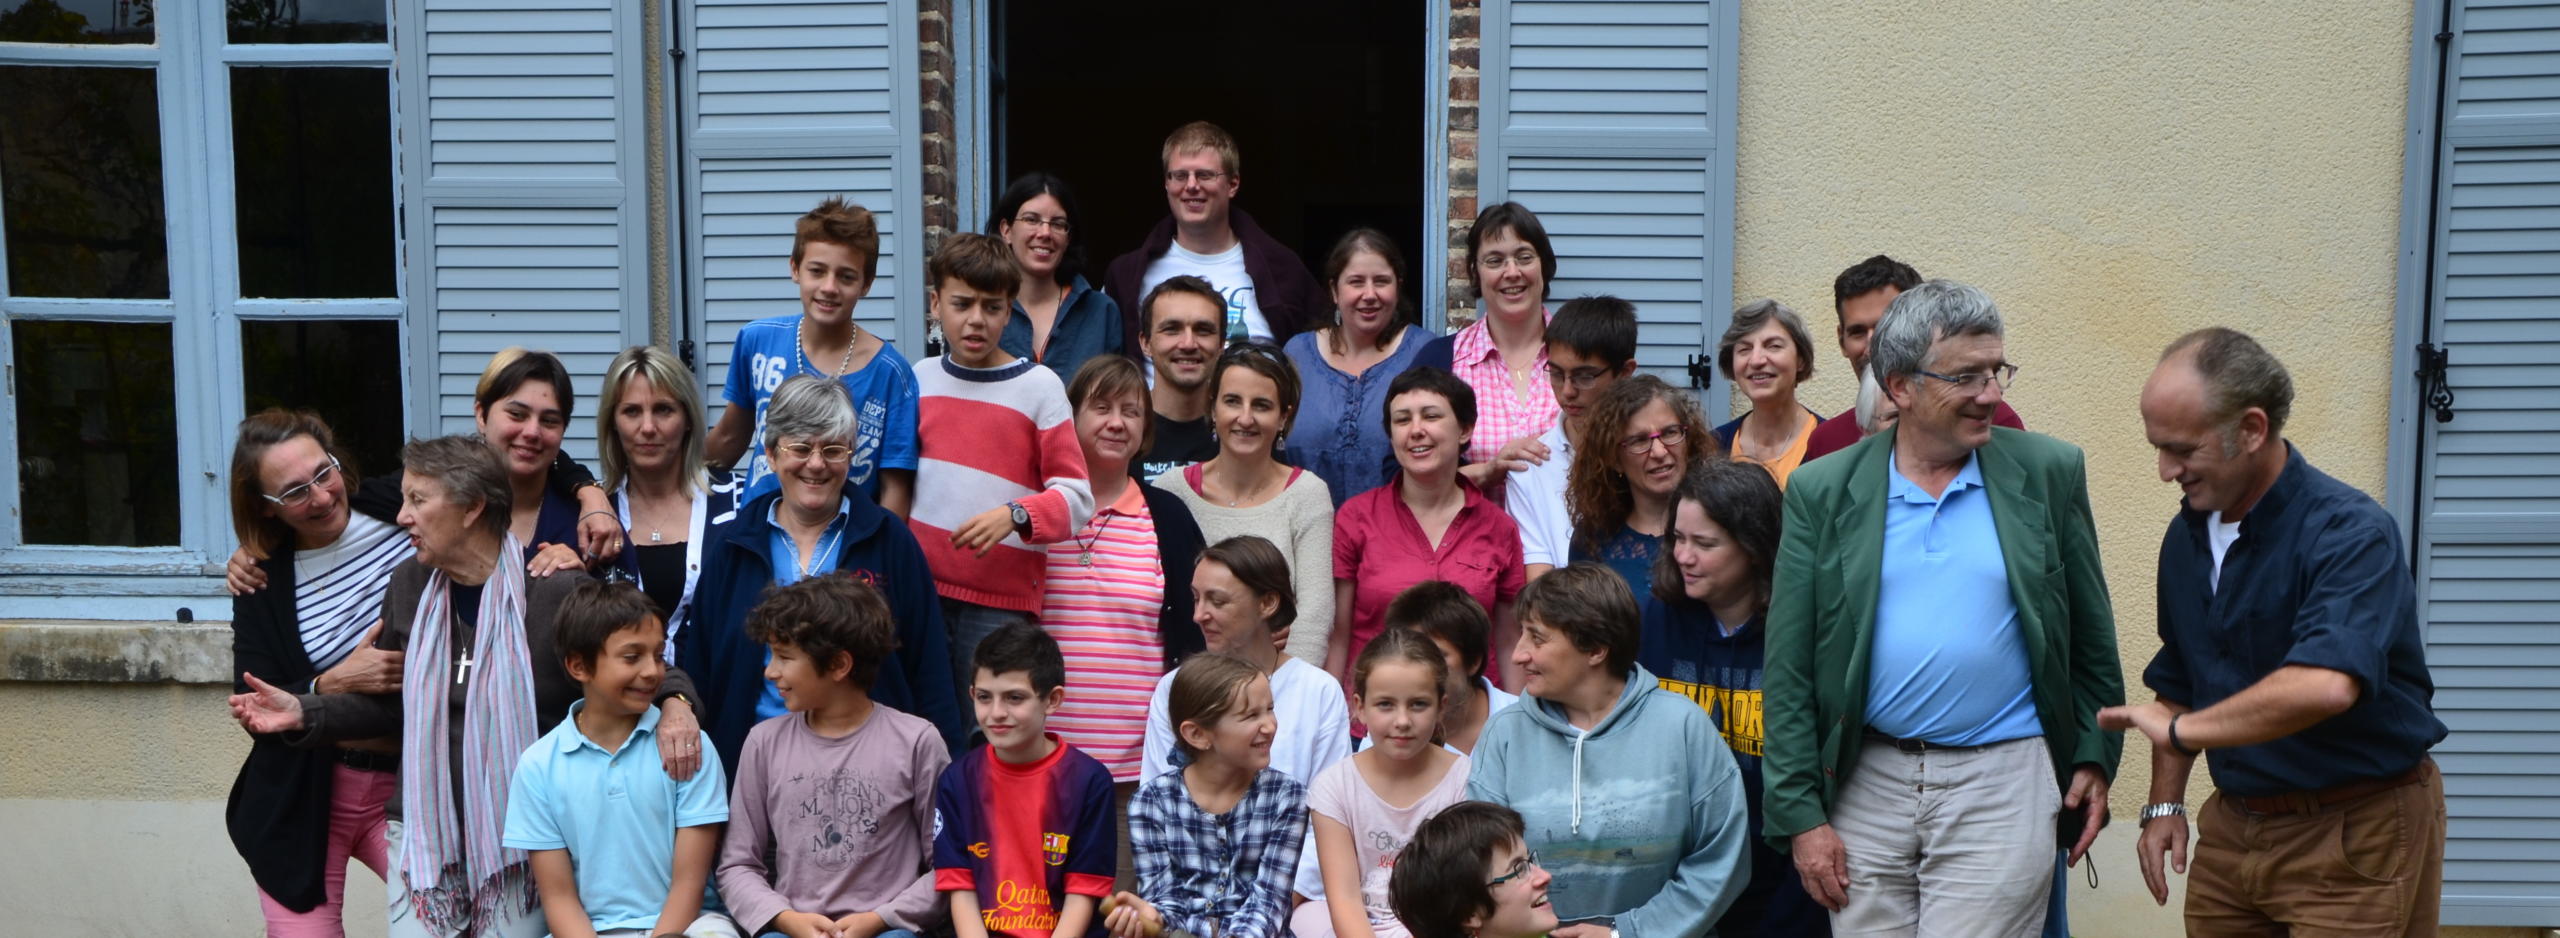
1761, 425, 2125, 851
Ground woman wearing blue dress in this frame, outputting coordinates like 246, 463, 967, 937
1283, 228, 1432, 508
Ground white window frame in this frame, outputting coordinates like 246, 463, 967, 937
0, 2, 405, 610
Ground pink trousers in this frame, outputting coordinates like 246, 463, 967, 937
256, 761, 396, 938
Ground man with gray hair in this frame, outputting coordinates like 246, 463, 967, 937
1762, 280, 2124, 937
2102, 328, 2445, 935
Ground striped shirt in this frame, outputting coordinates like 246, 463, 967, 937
291, 513, 411, 672
909, 356, 1095, 613
1039, 484, 1166, 782
1447, 313, 1558, 463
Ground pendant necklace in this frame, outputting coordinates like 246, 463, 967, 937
1073, 513, 1117, 567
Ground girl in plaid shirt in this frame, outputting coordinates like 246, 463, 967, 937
1105, 654, 1308, 938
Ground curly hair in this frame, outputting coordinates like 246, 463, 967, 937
1563, 374, 1717, 555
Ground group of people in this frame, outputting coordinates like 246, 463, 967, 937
214, 119, 2448, 938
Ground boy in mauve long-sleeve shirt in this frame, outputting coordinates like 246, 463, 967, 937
716, 576, 950, 938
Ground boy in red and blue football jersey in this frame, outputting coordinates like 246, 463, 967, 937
934, 622, 1118, 938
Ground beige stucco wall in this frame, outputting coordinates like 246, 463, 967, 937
1732, 2, 2532, 935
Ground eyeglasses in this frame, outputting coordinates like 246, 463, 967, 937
1477, 251, 1542, 273
1164, 169, 1228, 185
778, 441, 854, 465
1620, 425, 1688, 455
260, 455, 342, 508
1486, 850, 1541, 888
1913, 363, 2019, 394
1544, 364, 1610, 390
1012, 213, 1071, 235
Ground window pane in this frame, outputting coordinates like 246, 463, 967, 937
0, 0, 152, 44
0, 65, 169, 299
229, 0, 385, 44
242, 319, 404, 479
232, 67, 394, 299
12, 320, 178, 546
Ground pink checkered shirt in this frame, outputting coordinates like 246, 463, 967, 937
1448, 314, 1559, 463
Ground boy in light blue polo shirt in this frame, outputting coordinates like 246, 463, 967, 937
505, 581, 739, 938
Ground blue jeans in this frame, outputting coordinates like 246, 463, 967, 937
942, 598, 1035, 712
2043, 849, 2070, 937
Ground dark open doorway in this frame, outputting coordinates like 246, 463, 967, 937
991, 0, 1428, 303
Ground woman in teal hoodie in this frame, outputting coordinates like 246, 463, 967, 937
1465, 563, 1750, 938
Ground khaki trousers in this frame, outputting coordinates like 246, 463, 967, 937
1829, 735, 2058, 938
2186, 760, 2445, 938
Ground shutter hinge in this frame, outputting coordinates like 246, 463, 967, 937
2415, 342, 2455, 423
678, 338, 697, 369
1684, 353, 1714, 390
2434, 31, 2452, 44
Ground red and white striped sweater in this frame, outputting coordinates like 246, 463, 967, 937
909, 356, 1094, 612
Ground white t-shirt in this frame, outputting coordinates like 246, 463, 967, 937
1305, 754, 1475, 938
1506, 423, 1576, 568
1142, 240, 1271, 343
2207, 511, 2243, 592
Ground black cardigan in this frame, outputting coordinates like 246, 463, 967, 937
1143, 483, 1210, 667
222, 474, 403, 912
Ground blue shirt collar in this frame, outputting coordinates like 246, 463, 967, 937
556, 697, 663, 756
1886, 448, 1985, 505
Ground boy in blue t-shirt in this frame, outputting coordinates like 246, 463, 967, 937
504, 581, 737, 938
934, 623, 1117, 938
704, 196, 921, 516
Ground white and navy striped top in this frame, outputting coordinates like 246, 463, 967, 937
291, 513, 412, 672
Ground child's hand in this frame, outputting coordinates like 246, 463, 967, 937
1102, 892, 1161, 938
950, 506, 1016, 556
772, 910, 841, 938
830, 911, 887, 938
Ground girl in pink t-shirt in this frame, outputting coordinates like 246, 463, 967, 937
1295, 630, 1473, 938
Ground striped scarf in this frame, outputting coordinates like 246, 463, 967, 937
397, 534, 538, 933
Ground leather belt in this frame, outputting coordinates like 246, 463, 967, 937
1863, 728, 1993, 754
2232, 759, 2430, 816
336, 747, 399, 773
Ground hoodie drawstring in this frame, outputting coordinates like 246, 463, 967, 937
1570, 728, 1586, 835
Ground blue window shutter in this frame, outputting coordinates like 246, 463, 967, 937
2420, 1, 2560, 926
401, 0, 651, 465
683, 0, 924, 409
1478, 0, 1737, 398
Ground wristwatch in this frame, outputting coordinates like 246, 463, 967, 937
2141, 802, 2186, 822
1007, 500, 1032, 536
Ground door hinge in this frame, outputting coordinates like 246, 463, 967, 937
2415, 342, 2455, 423
1684, 353, 1715, 390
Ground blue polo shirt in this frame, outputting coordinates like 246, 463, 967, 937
2143, 445, 2445, 797
1864, 450, 2042, 746
502, 701, 729, 932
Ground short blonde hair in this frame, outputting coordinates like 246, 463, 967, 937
1161, 120, 1240, 176
596, 345, 707, 494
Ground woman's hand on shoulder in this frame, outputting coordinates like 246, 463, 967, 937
226, 546, 269, 595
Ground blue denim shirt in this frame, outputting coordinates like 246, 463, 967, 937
1281, 325, 1431, 508
1000, 274, 1122, 384
2143, 445, 2445, 796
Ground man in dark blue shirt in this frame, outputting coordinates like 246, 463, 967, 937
2105, 327, 2447, 936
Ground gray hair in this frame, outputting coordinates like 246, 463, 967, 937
1854, 365, 1888, 434
1868, 279, 2005, 386
761, 374, 858, 453
1717, 298, 1816, 385
402, 434, 512, 537
2162, 327, 2294, 439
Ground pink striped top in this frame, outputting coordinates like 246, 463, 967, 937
1039, 484, 1166, 781
1448, 312, 1559, 463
